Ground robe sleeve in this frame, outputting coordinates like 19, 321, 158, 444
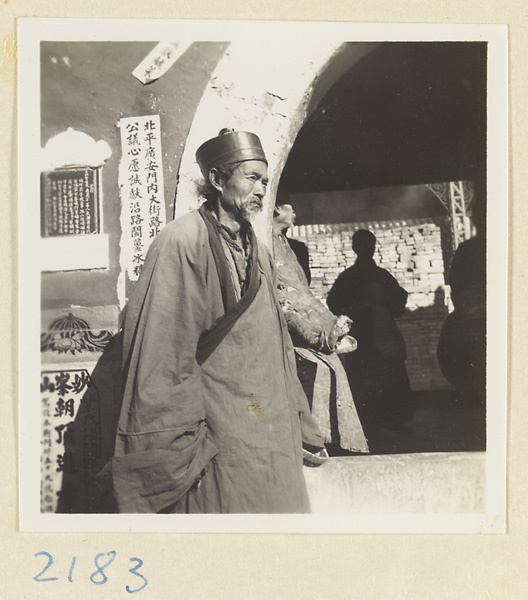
104, 217, 220, 513
273, 233, 339, 353
260, 242, 325, 452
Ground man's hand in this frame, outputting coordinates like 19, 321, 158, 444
332, 315, 352, 338
335, 335, 358, 355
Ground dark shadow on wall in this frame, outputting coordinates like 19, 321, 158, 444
56, 334, 123, 514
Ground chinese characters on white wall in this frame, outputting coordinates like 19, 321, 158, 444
40, 369, 99, 513
132, 41, 192, 84
118, 115, 166, 281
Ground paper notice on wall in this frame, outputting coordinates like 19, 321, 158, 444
132, 41, 192, 84
118, 114, 166, 281
40, 368, 99, 513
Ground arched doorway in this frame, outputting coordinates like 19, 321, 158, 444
276, 41, 487, 453
174, 41, 380, 242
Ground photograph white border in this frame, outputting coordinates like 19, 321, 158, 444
18, 18, 508, 533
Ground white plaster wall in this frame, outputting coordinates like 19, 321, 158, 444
175, 41, 376, 245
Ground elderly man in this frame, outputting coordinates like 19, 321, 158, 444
105, 130, 323, 513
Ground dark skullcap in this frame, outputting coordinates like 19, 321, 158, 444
195, 129, 267, 178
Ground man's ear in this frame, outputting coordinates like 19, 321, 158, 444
209, 168, 223, 193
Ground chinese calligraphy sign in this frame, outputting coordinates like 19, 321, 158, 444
118, 115, 166, 281
40, 369, 99, 513
132, 41, 192, 84
41, 167, 100, 237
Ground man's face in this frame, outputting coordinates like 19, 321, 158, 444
275, 204, 296, 229
217, 160, 268, 222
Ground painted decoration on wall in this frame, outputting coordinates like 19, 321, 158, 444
41, 313, 114, 354
40, 127, 112, 172
40, 369, 99, 513
41, 167, 100, 237
118, 114, 166, 281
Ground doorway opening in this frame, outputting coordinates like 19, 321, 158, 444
277, 41, 487, 454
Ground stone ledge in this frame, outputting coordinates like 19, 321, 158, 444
304, 451, 485, 514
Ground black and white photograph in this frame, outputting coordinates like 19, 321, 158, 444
18, 19, 507, 533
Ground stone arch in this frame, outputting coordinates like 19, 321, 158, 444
174, 41, 378, 244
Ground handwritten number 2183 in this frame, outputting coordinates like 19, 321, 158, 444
33, 551, 148, 593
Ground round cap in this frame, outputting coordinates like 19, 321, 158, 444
196, 130, 267, 177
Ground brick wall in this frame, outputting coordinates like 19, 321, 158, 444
289, 218, 451, 391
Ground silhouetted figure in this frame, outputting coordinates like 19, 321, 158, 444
437, 195, 486, 448
327, 229, 413, 445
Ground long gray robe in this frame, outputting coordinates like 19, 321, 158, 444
104, 208, 322, 513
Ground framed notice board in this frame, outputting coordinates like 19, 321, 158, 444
41, 167, 100, 237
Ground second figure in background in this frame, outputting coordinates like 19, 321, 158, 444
327, 229, 413, 447
273, 203, 369, 458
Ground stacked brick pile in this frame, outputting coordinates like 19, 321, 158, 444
289, 218, 451, 391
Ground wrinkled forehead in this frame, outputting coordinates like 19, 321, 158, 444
235, 159, 268, 177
